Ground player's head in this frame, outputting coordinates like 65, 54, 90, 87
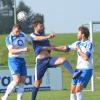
32, 21, 44, 33
77, 26, 90, 40
12, 24, 21, 36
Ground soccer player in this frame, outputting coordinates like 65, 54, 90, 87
1, 24, 30, 100
30, 21, 81, 100
50, 26, 93, 100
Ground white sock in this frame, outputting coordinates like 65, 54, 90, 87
3, 80, 17, 99
70, 93, 77, 100
17, 84, 24, 100
76, 92, 84, 100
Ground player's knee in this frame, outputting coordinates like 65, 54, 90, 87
71, 89, 76, 94
75, 85, 83, 93
70, 85, 76, 94
13, 76, 21, 84
59, 57, 66, 63
14, 78, 20, 84
34, 80, 42, 88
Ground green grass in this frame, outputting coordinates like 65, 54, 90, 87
0, 90, 100, 100
0, 33, 100, 68
0, 33, 100, 67
0, 33, 100, 99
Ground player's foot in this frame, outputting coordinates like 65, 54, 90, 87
1, 96, 7, 100
73, 70, 82, 79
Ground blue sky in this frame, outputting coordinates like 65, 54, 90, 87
17, 0, 100, 33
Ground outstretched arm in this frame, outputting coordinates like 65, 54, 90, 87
50, 41, 78, 52
53, 46, 68, 52
43, 46, 69, 52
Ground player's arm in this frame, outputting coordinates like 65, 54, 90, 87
6, 36, 29, 54
30, 34, 55, 41
43, 46, 70, 52
53, 46, 69, 52
76, 43, 93, 61
9, 47, 29, 54
43, 42, 78, 52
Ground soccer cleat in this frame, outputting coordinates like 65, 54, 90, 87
73, 70, 82, 79
1, 96, 7, 100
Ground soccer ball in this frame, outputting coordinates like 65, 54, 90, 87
17, 11, 27, 22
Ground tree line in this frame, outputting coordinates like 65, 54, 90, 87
0, 0, 44, 34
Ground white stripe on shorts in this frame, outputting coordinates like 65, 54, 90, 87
34, 58, 38, 81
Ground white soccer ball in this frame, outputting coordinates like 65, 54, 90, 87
17, 11, 27, 22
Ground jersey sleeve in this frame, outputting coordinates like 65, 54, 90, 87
30, 33, 36, 40
85, 42, 93, 58
6, 36, 13, 50
25, 34, 32, 43
65, 41, 80, 51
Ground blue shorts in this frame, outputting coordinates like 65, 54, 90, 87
34, 57, 58, 80
8, 57, 27, 76
71, 69, 93, 88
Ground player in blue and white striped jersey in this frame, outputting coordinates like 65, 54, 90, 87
50, 26, 93, 100
1, 24, 30, 100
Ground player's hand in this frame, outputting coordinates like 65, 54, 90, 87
48, 34, 55, 39
22, 47, 30, 52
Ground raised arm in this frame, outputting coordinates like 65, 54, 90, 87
30, 34, 55, 41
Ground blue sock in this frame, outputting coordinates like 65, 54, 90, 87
63, 60, 74, 75
31, 86, 39, 100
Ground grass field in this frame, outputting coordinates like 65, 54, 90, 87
0, 33, 100, 100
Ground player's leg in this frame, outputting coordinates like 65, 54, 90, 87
17, 76, 26, 100
1, 75, 20, 100
1, 58, 21, 100
32, 79, 42, 100
53, 57, 74, 75
31, 58, 49, 100
75, 85, 84, 100
31, 72, 42, 100
31, 63, 42, 100
70, 85, 77, 100
49, 57, 82, 78
17, 58, 27, 100
70, 76, 78, 100
75, 69, 93, 100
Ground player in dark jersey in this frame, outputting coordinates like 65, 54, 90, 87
30, 21, 81, 100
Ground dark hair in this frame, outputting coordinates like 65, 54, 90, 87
32, 21, 43, 28
13, 24, 22, 30
79, 26, 90, 38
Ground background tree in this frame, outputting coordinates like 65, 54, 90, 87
0, 0, 14, 33
0, 0, 44, 34
17, 1, 44, 33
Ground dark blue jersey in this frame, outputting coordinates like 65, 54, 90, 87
30, 32, 51, 57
